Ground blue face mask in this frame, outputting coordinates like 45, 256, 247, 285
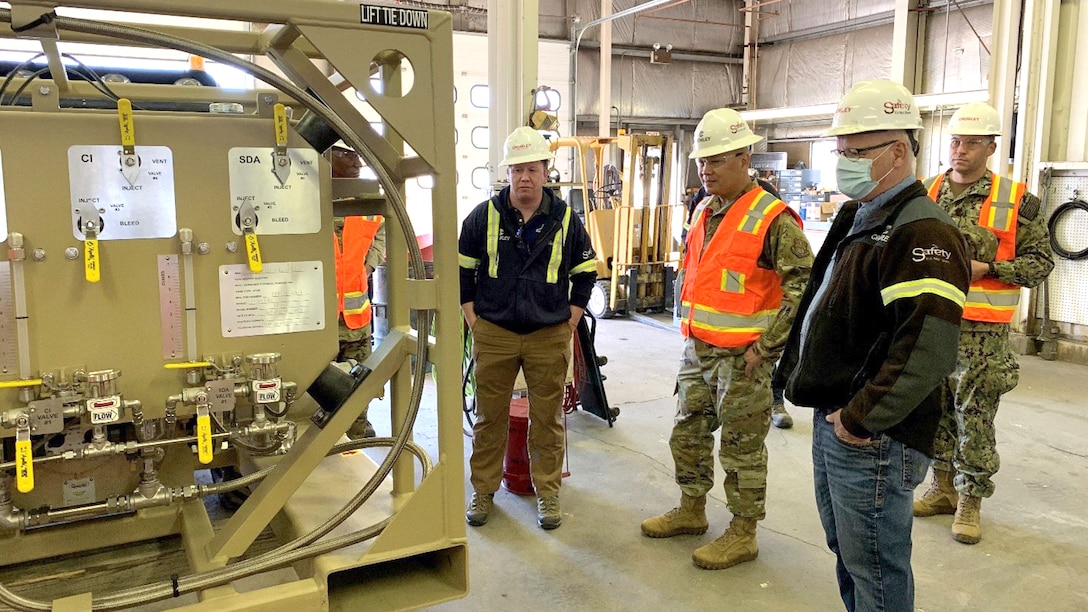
836, 144, 894, 200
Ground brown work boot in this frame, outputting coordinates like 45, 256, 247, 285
641, 493, 708, 538
347, 418, 376, 440
692, 516, 759, 570
537, 495, 562, 530
771, 402, 793, 429
952, 495, 982, 544
913, 468, 958, 517
465, 492, 494, 527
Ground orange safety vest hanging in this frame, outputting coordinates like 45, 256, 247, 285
926, 173, 1024, 323
679, 187, 800, 347
334, 216, 382, 329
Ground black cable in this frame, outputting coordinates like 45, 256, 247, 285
4, 66, 111, 106
4, 67, 50, 106
0, 52, 46, 104
1047, 199, 1088, 260
1, 52, 148, 109
60, 52, 141, 108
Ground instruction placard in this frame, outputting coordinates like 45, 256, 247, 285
67, 145, 177, 240
227, 147, 321, 236
219, 261, 325, 337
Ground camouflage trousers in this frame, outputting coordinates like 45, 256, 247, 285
338, 320, 372, 425
932, 329, 1019, 498
670, 337, 773, 520
338, 320, 373, 363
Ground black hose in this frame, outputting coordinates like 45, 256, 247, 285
1047, 199, 1088, 260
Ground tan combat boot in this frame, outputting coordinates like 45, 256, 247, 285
641, 493, 708, 538
692, 516, 758, 570
952, 495, 982, 544
913, 468, 958, 517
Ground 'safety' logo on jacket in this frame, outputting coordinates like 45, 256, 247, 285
911, 244, 952, 263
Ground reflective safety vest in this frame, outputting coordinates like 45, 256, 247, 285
334, 216, 382, 329
679, 187, 799, 347
925, 173, 1024, 323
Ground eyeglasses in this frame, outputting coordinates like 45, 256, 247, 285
949, 137, 992, 150
831, 140, 898, 160
696, 150, 745, 169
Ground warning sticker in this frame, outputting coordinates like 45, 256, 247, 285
360, 4, 428, 29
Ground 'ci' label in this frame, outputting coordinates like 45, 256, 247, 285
360, 4, 428, 29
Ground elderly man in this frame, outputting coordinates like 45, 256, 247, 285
641, 108, 812, 571
915, 102, 1053, 544
459, 127, 596, 530
776, 80, 971, 611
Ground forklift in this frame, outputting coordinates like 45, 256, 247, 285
554, 133, 682, 318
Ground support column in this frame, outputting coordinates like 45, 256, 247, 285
989, 0, 1023, 176
598, 0, 612, 137
1014, 0, 1060, 187
742, 1, 758, 109
487, 0, 539, 183
891, 0, 922, 91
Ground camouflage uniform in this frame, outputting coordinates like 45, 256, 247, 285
333, 217, 386, 363
333, 217, 386, 436
672, 186, 813, 520
929, 171, 1053, 497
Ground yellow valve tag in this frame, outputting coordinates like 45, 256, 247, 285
196, 411, 213, 465
85, 237, 100, 283
15, 437, 34, 493
274, 103, 289, 146
244, 232, 263, 273
0, 379, 42, 389
163, 362, 213, 370
118, 98, 136, 149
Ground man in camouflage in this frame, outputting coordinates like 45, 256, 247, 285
641, 108, 812, 570
916, 102, 1054, 544
330, 146, 387, 439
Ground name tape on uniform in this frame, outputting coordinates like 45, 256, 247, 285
360, 4, 429, 29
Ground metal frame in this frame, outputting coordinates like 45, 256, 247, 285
0, 2, 464, 610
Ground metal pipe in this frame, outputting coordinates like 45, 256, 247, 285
570, 0, 691, 140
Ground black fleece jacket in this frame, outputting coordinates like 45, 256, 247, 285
775, 180, 970, 456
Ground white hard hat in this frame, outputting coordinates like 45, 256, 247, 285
948, 102, 1001, 136
500, 126, 554, 166
689, 108, 763, 159
824, 79, 924, 137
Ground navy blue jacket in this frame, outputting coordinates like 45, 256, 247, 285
459, 186, 597, 334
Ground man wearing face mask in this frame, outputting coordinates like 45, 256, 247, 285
642, 108, 812, 570
775, 80, 970, 611
914, 102, 1053, 545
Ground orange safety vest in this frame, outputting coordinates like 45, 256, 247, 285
679, 187, 800, 347
333, 216, 381, 329
926, 173, 1024, 323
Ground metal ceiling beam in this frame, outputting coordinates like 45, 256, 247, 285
577, 41, 743, 64
758, 0, 992, 46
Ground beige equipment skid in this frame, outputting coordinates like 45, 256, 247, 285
0, 2, 465, 610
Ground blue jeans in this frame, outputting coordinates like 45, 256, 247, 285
812, 411, 930, 612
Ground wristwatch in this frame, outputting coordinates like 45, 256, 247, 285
987, 261, 997, 277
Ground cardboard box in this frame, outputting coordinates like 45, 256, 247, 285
820, 201, 839, 221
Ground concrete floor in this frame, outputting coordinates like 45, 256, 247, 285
2, 315, 1084, 611
428, 314, 1088, 612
